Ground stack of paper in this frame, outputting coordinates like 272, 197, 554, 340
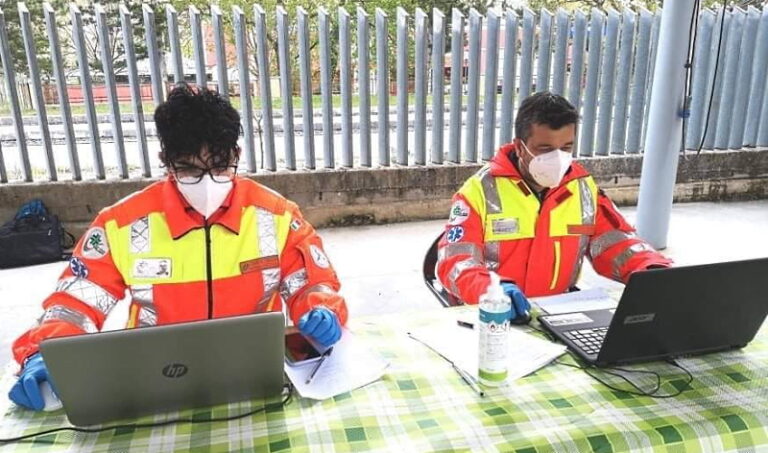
531, 288, 617, 315
409, 318, 566, 383
284, 330, 389, 400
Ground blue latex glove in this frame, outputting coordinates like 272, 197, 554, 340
501, 282, 532, 324
8, 353, 51, 411
298, 307, 342, 347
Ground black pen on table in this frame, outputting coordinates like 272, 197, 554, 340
305, 347, 333, 385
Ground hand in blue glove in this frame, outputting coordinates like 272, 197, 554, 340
298, 307, 342, 347
8, 353, 51, 411
501, 282, 532, 325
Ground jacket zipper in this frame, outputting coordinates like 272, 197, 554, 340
204, 223, 214, 318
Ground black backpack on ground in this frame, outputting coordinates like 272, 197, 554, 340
0, 199, 75, 269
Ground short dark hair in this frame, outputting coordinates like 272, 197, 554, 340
154, 83, 241, 167
514, 91, 579, 142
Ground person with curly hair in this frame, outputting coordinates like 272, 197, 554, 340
9, 83, 348, 411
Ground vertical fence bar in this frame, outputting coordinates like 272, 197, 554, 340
729, 6, 759, 149
580, 8, 604, 157
758, 67, 768, 146
298, 7, 315, 169
357, 7, 371, 167
686, 9, 715, 149
166, 5, 184, 83
236, 6, 257, 171
500, 10, 518, 145
211, 5, 229, 100
626, 7, 652, 154
44, 2, 79, 180
414, 8, 427, 165
143, 5, 165, 106
318, 7, 334, 168
703, 8, 730, 150
189, 6, 206, 87
0, 139, 5, 183
70, 5, 103, 179
537, 8, 553, 92
746, 7, 768, 146
641, 9, 662, 150
482, 9, 500, 161
595, 8, 619, 156
276, 6, 296, 170
568, 9, 587, 113
519, 8, 535, 103
375, 8, 389, 166
396, 7, 409, 165
0, 9, 29, 181
96, 4, 127, 178
714, 8, 743, 149
120, 4, 151, 177
338, 7, 353, 168
465, 9, 481, 162
431, 8, 445, 164
19, 3, 56, 181
610, 8, 635, 155
448, 9, 464, 163
552, 9, 569, 96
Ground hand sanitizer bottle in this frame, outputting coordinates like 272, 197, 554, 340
478, 272, 511, 387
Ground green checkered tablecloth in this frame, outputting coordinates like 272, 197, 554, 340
1, 307, 766, 453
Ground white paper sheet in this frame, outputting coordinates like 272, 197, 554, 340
284, 330, 388, 400
408, 317, 566, 383
531, 288, 617, 315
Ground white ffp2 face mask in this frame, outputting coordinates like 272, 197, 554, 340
520, 141, 573, 188
176, 177, 233, 218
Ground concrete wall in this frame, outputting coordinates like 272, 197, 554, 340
1, 148, 766, 240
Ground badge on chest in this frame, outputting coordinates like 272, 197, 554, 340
132, 258, 172, 279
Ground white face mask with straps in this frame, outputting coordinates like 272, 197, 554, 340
176, 177, 233, 218
520, 141, 573, 188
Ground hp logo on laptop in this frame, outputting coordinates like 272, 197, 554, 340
162, 363, 188, 378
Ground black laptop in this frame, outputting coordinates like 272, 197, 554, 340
539, 258, 768, 367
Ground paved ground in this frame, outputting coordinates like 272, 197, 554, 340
1, 199, 767, 369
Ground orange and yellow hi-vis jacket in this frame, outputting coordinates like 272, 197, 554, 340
437, 144, 672, 304
13, 177, 347, 364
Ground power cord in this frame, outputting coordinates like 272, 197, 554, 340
695, 0, 729, 155
0, 383, 294, 444
527, 325, 694, 398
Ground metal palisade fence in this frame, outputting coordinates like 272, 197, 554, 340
0, 3, 767, 183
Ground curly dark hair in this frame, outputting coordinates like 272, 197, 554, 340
154, 83, 242, 168
514, 92, 579, 142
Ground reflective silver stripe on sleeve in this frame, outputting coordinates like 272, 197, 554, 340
301, 284, 336, 296
55, 277, 119, 315
568, 179, 596, 287
484, 242, 500, 271
479, 168, 502, 214
447, 258, 483, 296
612, 242, 655, 280
130, 216, 150, 254
438, 242, 483, 262
280, 269, 308, 301
41, 305, 98, 333
589, 230, 636, 260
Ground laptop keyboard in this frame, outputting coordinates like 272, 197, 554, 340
563, 327, 609, 356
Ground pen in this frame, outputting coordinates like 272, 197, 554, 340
305, 347, 333, 385
454, 364, 485, 397
457, 320, 474, 329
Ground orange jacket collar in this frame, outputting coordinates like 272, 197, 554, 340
489, 142, 590, 186
162, 177, 242, 238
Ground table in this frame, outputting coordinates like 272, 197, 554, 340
1, 308, 766, 452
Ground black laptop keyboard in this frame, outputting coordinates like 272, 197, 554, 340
563, 327, 609, 356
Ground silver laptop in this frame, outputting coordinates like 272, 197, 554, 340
39, 312, 285, 426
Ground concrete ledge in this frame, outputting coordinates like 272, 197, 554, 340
1, 148, 766, 239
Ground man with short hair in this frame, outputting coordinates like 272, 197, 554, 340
10, 83, 347, 411
437, 91, 671, 321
